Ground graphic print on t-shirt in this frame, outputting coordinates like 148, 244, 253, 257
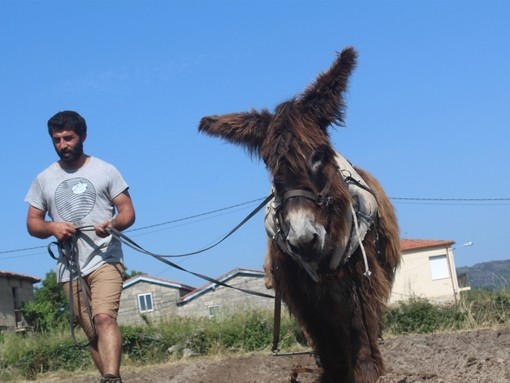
55, 177, 96, 223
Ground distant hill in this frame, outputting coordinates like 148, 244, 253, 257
457, 260, 510, 290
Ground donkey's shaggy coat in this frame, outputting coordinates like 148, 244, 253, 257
199, 47, 400, 383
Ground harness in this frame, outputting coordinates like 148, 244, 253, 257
269, 175, 336, 282
269, 153, 379, 356
265, 152, 378, 282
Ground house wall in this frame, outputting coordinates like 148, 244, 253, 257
118, 280, 183, 326
177, 274, 274, 318
390, 246, 457, 304
0, 276, 36, 330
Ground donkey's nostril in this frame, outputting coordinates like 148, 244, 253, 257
310, 233, 319, 247
287, 232, 320, 260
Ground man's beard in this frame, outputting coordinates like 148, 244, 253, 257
56, 141, 84, 164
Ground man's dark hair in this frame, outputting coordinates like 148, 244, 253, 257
47, 111, 87, 137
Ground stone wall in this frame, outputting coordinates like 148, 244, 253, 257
118, 280, 183, 326
0, 276, 37, 330
117, 271, 276, 325
177, 274, 274, 318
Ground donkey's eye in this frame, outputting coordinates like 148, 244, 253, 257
272, 179, 285, 194
311, 146, 329, 173
311, 157, 322, 173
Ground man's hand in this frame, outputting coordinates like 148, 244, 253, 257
26, 205, 77, 241
94, 190, 136, 238
94, 221, 113, 238
50, 222, 78, 241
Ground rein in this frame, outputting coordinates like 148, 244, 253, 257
107, 226, 275, 299
48, 230, 97, 348
130, 194, 275, 258
47, 195, 276, 348
107, 193, 275, 298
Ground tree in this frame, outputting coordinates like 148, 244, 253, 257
123, 268, 143, 280
21, 270, 69, 332
22, 268, 142, 332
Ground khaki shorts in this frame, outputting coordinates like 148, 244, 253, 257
63, 262, 124, 339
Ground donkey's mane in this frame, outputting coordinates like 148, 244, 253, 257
262, 100, 333, 177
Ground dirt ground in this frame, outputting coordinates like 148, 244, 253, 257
18, 327, 510, 383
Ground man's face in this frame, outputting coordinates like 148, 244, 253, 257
51, 129, 85, 164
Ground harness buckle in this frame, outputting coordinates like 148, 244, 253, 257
318, 195, 333, 207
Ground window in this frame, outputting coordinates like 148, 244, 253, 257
137, 293, 154, 313
208, 305, 221, 318
429, 255, 450, 280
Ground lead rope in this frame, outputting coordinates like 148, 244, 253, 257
49, 233, 97, 348
349, 203, 371, 277
106, 227, 275, 300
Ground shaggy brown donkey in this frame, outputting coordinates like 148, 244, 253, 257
199, 47, 400, 383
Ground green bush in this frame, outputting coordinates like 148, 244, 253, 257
383, 296, 466, 334
383, 289, 510, 335
118, 310, 302, 364
121, 325, 170, 364
21, 270, 69, 333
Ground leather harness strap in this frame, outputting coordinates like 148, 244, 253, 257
271, 288, 282, 354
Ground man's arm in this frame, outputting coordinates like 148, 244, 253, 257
95, 190, 136, 237
26, 205, 77, 241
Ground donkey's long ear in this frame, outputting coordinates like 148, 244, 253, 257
198, 109, 273, 158
300, 47, 358, 131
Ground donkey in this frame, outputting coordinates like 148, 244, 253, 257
198, 47, 400, 383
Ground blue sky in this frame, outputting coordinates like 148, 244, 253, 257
1, 0, 509, 287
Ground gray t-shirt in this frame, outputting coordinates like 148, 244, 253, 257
25, 156, 129, 282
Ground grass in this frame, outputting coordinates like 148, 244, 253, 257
2, 289, 510, 381
0, 310, 303, 381
383, 289, 510, 335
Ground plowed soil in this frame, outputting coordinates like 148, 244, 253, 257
18, 327, 510, 383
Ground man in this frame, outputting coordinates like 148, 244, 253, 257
25, 111, 135, 383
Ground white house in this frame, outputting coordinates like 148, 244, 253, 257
390, 239, 470, 304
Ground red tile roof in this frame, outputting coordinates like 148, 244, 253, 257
0, 270, 41, 283
400, 238, 455, 251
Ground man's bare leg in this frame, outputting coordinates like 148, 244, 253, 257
94, 313, 122, 378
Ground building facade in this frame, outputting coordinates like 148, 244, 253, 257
118, 274, 194, 326
0, 271, 41, 331
391, 239, 469, 304
177, 268, 274, 318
